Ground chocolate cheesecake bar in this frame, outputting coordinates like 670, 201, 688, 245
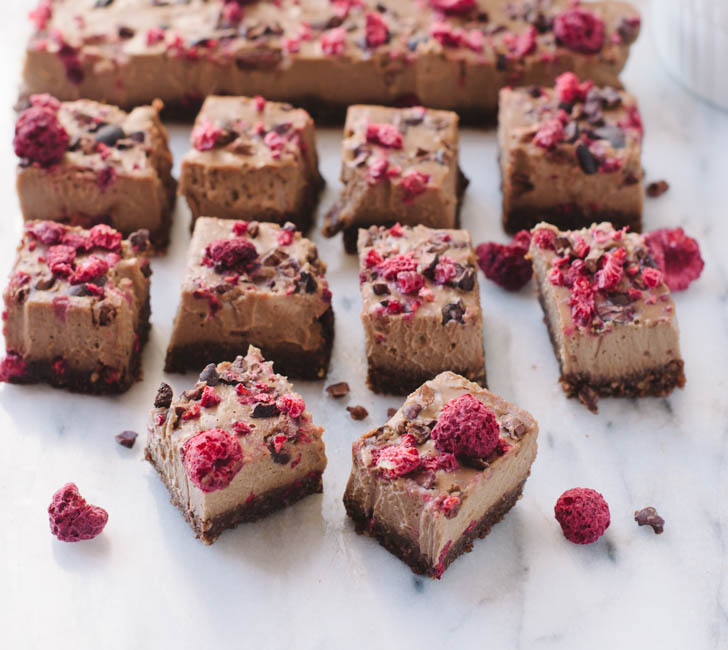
528, 222, 685, 412
344, 371, 538, 579
15, 94, 175, 248
358, 224, 485, 395
22, 1, 639, 121
498, 73, 643, 233
146, 346, 327, 544
165, 217, 334, 379
179, 96, 323, 232
324, 105, 467, 253
0, 221, 152, 394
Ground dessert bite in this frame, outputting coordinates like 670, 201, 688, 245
0, 221, 152, 394
498, 73, 644, 233
528, 221, 685, 412
22, 0, 639, 121
358, 224, 485, 395
165, 217, 333, 380
324, 105, 467, 253
15, 95, 175, 248
146, 346, 327, 544
343, 371, 538, 579
179, 96, 324, 231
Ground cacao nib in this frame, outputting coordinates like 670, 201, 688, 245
252, 403, 280, 418
326, 382, 350, 398
115, 430, 138, 448
442, 299, 465, 324
95, 124, 126, 147
646, 180, 669, 198
347, 405, 369, 421
576, 144, 599, 174
199, 363, 220, 386
154, 382, 173, 408
634, 506, 664, 534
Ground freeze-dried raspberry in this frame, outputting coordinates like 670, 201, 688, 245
46, 244, 76, 276
462, 28, 484, 52
644, 227, 704, 291
29, 0, 52, 30
553, 8, 605, 54
0, 353, 27, 382
365, 11, 388, 47
364, 249, 383, 268
641, 267, 662, 289
320, 26, 347, 55
569, 277, 596, 326
232, 221, 248, 236
429, 0, 474, 14
276, 393, 306, 418
366, 123, 403, 149
572, 235, 590, 258
146, 26, 165, 45
27, 221, 66, 246
371, 442, 421, 480
203, 237, 258, 272
554, 487, 610, 544
30, 93, 61, 111
618, 105, 643, 136
181, 428, 244, 493
430, 21, 463, 48
97, 165, 116, 190
533, 118, 564, 149
232, 420, 251, 436
435, 495, 461, 518
71, 256, 109, 285
88, 224, 122, 251
277, 228, 294, 246
513, 229, 532, 250
192, 118, 222, 151
221, 1, 244, 25
505, 25, 537, 58
400, 169, 429, 202
389, 223, 404, 237
396, 271, 425, 294
554, 72, 593, 105
379, 253, 417, 280
594, 247, 626, 291
263, 130, 285, 158
14, 106, 69, 167
431, 394, 499, 458
48, 483, 108, 542
367, 157, 401, 183
476, 235, 533, 291
434, 256, 458, 285
385, 299, 404, 314
200, 385, 221, 408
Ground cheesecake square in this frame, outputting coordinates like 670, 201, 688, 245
528, 221, 685, 412
179, 96, 324, 232
165, 217, 334, 379
146, 346, 327, 544
15, 95, 176, 248
323, 105, 467, 253
0, 221, 152, 394
358, 224, 485, 395
498, 73, 643, 234
344, 371, 538, 579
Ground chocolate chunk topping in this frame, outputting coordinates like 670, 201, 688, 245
154, 382, 173, 408
129, 229, 150, 251
403, 402, 422, 421
115, 430, 138, 448
459, 456, 489, 470
34, 275, 55, 291
199, 363, 219, 386
405, 422, 430, 444
457, 270, 475, 291
252, 403, 280, 418
95, 124, 126, 147
298, 270, 317, 293
646, 180, 669, 198
442, 299, 465, 324
94, 0, 114, 6
347, 405, 369, 420
387, 407, 398, 418
576, 144, 599, 175
634, 506, 665, 534
128, 131, 145, 143
326, 382, 350, 398
372, 283, 390, 295
591, 125, 625, 149
617, 17, 640, 44
183, 384, 204, 401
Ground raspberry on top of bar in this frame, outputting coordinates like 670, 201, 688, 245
528, 221, 685, 411
146, 346, 327, 544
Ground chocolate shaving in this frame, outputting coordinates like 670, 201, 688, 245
347, 405, 369, 421
403, 402, 422, 421
94, 124, 126, 147
154, 382, 173, 409
646, 180, 669, 198
115, 430, 138, 448
199, 363, 219, 386
576, 144, 599, 175
634, 506, 665, 534
326, 382, 350, 398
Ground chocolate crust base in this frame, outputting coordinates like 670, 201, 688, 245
147, 449, 324, 544
502, 206, 642, 235
367, 362, 486, 396
344, 477, 527, 579
2, 295, 151, 394
333, 168, 469, 254
164, 306, 334, 379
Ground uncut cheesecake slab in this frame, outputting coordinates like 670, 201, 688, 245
165, 217, 333, 379
0, 221, 152, 394
22, 0, 639, 121
16, 95, 176, 248
498, 74, 643, 234
146, 346, 327, 544
358, 224, 485, 394
179, 96, 323, 232
344, 371, 538, 579
528, 222, 685, 412
323, 105, 467, 253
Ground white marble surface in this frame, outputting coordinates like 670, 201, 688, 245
1, 2, 727, 648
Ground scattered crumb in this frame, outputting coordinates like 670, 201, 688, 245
387, 407, 397, 418
634, 506, 665, 534
646, 180, 669, 197
115, 430, 138, 448
347, 405, 368, 420
326, 382, 350, 398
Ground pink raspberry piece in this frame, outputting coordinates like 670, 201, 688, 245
48, 483, 108, 542
276, 393, 306, 418
396, 271, 425, 294
554, 72, 594, 104
533, 118, 565, 150
181, 428, 244, 493
365, 11, 388, 48
366, 123, 403, 149
553, 8, 605, 54
320, 26, 347, 55
200, 385, 221, 408
0, 353, 28, 382
554, 487, 610, 544
400, 169, 429, 202
569, 277, 596, 326
46, 244, 76, 276
192, 118, 222, 151
203, 237, 258, 272
71, 256, 109, 285
372, 442, 421, 480
429, 0, 475, 15
27, 221, 66, 246
379, 253, 417, 280
641, 267, 663, 289
594, 247, 626, 291
431, 394, 500, 458
644, 227, 705, 291
88, 224, 122, 251
14, 106, 69, 167
476, 231, 533, 291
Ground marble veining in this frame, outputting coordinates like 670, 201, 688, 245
0, 1, 727, 648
